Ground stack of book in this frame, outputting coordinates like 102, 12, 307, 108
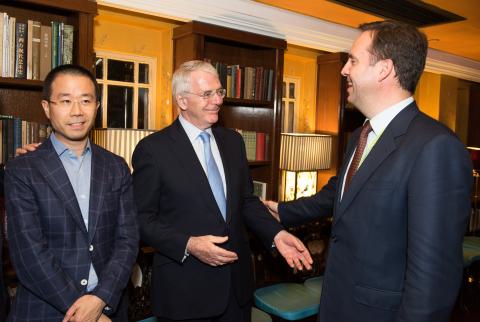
0, 12, 74, 80
234, 129, 268, 161
0, 114, 50, 165
212, 62, 274, 101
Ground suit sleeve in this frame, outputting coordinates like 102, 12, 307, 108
278, 176, 337, 227
92, 161, 139, 312
5, 164, 80, 313
235, 135, 283, 249
396, 134, 471, 322
132, 140, 190, 263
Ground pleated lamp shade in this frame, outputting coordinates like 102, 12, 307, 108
91, 128, 155, 171
279, 133, 332, 171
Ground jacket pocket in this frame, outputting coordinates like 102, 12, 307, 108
354, 284, 402, 311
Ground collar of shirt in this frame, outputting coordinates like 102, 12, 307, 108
50, 132, 91, 159
178, 114, 214, 144
368, 96, 414, 136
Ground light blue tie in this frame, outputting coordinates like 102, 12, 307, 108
199, 131, 226, 220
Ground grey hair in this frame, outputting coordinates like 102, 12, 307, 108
172, 60, 219, 97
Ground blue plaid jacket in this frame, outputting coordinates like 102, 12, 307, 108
5, 139, 139, 321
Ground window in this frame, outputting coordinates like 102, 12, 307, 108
281, 77, 299, 133
95, 51, 156, 129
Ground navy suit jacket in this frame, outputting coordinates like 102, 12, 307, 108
132, 119, 283, 320
5, 139, 139, 321
279, 103, 472, 322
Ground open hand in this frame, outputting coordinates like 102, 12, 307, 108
274, 230, 313, 270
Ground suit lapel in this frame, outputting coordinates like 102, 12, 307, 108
336, 103, 419, 222
87, 144, 108, 242
36, 139, 87, 234
169, 120, 225, 222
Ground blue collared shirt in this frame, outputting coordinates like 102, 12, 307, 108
50, 133, 98, 291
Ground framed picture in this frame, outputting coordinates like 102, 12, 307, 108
252, 180, 267, 200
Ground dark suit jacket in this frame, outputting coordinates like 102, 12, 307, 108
279, 103, 472, 322
4, 139, 139, 321
132, 119, 283, 320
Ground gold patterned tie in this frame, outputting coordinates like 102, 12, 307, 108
344, 121, 372, 192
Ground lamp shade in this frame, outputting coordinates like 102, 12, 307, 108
467, 146, 480, 171
279, 133, 332, 171
91, 128, 155, 170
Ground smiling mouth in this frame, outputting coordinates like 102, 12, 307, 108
68, 121, 86, 127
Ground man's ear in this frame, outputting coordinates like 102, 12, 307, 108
176, 94, 188, 111
41, 100, 51, 120
377, 58, 394, 82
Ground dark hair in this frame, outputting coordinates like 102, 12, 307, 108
42, 64, 99, 101
359, 20, 428, 94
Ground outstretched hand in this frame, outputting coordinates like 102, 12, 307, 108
274, 230, 313, 271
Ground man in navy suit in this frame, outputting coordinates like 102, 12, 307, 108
132, 60, 313, 322
264, 20, 472, 322
5, 65, 139, 322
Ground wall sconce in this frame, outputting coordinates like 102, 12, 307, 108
91, 128, 156, 171
279, 133, 332, 201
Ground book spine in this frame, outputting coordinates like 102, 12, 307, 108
0, 13, 5, 77
62, 24, 74, 64
13, 117, 22, 154
58, 22, 63, 66
51, 21, 58, 68
14, 22, 27, 78
40, 25, 52, 80
31, 21, 41, 80
26, 20, 33, 79
255, 132, 266, 161
8, 16, 16, 77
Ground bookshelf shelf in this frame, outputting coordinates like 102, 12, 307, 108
173, 21, 286, 199
0, 78, 43, 90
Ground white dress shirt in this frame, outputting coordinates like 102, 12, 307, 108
340, 97, 414, 199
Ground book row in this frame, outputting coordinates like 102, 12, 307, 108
0, 115, 50, 165
0, 12, 74, 80
212, 62, 274, 101
234, 130, 268, 162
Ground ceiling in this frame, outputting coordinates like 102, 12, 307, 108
255, 0, 480, 62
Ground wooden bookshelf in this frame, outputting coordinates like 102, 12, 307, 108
173, 21, 286, 199
0, 0, 96, 123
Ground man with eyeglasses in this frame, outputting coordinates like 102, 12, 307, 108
132, 60, 312, 322
4, 64, 139, 322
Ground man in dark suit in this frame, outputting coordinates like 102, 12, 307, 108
264, 20, 472, 322
5, 65, 139, 322
132, 60, 312, 322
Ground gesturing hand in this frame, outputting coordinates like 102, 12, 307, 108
274, 230, 313, 271
187, 235, 238, 266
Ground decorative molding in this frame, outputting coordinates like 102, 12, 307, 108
98, 0, 480, 82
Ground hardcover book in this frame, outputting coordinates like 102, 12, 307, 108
14, 22, 27, 79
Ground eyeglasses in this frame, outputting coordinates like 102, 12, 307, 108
48, 98, 98, 109
184, 88, 226, 100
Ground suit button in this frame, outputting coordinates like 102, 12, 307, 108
89, 245, 94, 252
80, 279, 88, 286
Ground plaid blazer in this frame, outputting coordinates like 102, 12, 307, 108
5, 139, 139, 321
